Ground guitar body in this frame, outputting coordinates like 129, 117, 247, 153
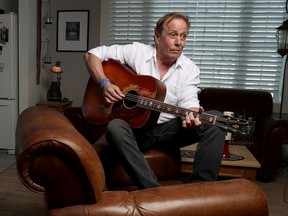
83, 59, 166, 128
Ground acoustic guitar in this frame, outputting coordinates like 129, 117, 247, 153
83, 59, 254, 135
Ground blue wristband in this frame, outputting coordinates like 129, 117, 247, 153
99, 78, 110, 88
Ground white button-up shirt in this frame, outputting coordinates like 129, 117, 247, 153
88, 42, 200, 124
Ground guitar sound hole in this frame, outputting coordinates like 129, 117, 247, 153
123, 90, 138, 109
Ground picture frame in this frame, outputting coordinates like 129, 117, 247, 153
57, 10, 89, 52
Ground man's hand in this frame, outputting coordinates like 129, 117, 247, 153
182, 106, 204, 129
103, 82, 125, 104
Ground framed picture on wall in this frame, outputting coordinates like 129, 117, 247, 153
57, 10, 89, 52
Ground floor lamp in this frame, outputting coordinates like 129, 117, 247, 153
276, 18, 288, 118
280, 57, 288, 119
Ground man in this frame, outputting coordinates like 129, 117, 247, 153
84, 12, 226, 189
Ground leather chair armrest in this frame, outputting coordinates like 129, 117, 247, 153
16, 106, 105, 209
251, 115, 288, 177
132, 179, 268, 216
49, 179, 268, 216
256, 116, 288, 142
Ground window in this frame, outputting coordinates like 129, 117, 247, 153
108, 0, 286, 103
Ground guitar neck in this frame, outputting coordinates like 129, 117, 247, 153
132, 94, 217, 125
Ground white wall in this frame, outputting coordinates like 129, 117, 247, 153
0, 1, 17, 13
42, 0, 101, 107
17, 0, 101, 110
18, 0, 44, 113
99, 0, 109, 45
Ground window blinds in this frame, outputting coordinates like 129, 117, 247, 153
108, 0, 286, 102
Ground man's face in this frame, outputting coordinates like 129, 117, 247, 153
154, 18, 188, 63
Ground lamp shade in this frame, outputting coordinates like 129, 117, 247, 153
276, 20, 288, 57
51, 60, 63, 73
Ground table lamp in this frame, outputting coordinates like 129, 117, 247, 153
46, 60, 63, 101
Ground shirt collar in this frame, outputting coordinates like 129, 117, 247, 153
146, 45, 185, 70
145, 45, 156, 62
174, 54, 185, 70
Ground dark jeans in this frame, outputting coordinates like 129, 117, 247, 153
105, 110, 226, 189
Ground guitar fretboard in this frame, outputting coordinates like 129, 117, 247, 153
125, 93, 217, 125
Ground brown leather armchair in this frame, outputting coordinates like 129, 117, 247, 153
198, 88, 288, 181
16, 106, 268, 216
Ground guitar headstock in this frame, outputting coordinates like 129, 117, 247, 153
216, 115, 255, 136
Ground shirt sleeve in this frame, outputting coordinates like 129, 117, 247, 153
88, 44, 134, 64
88, 43, 150, 67
178, 61, 201, 109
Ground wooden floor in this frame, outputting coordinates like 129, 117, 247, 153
0, 164, 46, 216
256, 167, 288, 216
0, 163, 288, 215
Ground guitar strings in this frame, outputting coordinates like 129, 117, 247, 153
124, 93, 249, 123
124, 93, 190, 116
124, 92, 213, 120
124, 93, 251, 134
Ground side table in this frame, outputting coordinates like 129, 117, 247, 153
181, 144, 261, 180
36, 100, 73, 113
